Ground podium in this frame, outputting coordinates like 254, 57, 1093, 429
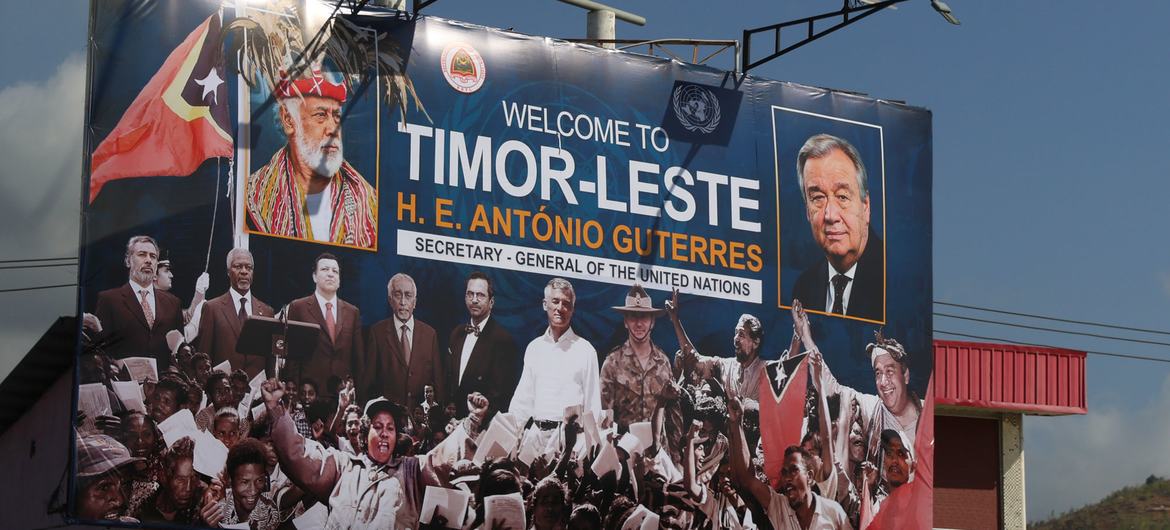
236, 315, 320, 381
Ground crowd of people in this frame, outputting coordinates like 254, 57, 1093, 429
74, 235, 923, 529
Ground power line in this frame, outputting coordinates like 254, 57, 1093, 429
0, 283, 77, 294
0, 257, 77, 265
0, 262, 77, 271
935, 300, 1170, 337
934, 329, 1170, 364
933, 312, 1170, 348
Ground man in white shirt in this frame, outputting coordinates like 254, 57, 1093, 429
510, 278, 601, 437
729, 395, 853, 530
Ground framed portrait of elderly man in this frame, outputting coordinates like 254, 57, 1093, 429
244, 64, 381, 251
773, 107, 888, 324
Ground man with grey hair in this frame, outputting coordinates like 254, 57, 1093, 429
196, 248, 275, 377
791, 133, 884, 322
510, 277, 601, 429
245, 69, 377, 249
91, 235, 185, 366
363, 272, 443, 407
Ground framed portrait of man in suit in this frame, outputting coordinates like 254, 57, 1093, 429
773, 107, 888, 325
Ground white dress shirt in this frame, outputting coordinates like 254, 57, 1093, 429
306, 180, 334, 242
824, 262, 858, 314
509, 326, 601, 422
458, 314, 489, 384
315, 291, 339, 320
395, 316, 415, 364
767, 490, 853, 530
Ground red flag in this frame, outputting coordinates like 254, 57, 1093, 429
758, 354, 809, 488
89, 13, 232, 203
865, 376, 935, 530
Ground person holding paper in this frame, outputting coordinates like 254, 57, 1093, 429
261, 378, 491, 528
90, 235, 184, 368
600, 284, 674, 430
286, 253, 365, 393
510, 278, 602, 431
148, 376, 190, 423
196, 248, 275, 377
364, 272, 445, 410
199, 438, 282, 529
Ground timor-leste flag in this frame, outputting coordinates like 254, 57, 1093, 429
89, 13, 232, 203
862, 377, 935, 530
758, 352, 809, 488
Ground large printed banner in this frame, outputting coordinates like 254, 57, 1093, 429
75, 1, 932, 528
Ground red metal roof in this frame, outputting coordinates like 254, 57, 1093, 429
933, 340, 1087, 416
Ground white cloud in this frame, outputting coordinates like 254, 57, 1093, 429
0, 54, 84, 379
1026, 373, 1170, 520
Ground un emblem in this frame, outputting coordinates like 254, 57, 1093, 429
672, 84, 721, 134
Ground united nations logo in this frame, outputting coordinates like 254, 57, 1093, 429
441, 42, 486, 94
672, 84, 721, 134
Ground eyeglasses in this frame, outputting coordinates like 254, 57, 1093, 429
465, 291, 489, 301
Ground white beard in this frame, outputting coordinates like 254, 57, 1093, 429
294, 128, 344, 178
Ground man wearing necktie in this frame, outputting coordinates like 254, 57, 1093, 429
362, 273, 443, 410
446, 271, 520, 418
790, 134, 885, 322
287, 253, 364, 397
196, 248, 275, 377
90, 235, 184, 369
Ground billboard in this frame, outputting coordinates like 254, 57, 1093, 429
74, 1, 932, 528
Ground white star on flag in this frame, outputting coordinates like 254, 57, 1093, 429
194, 67, 224, 105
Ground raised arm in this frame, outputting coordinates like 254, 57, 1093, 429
810, 351, 835, 483
262, 379, 343, 502
727, 395, 772, 509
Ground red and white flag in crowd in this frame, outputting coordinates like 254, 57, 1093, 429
758, 353, 809, 489
863, 376, 935, 530
89, 12, 232, 203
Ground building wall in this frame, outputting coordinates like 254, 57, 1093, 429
935, 414, 1001, 530
0, 370, 107, 529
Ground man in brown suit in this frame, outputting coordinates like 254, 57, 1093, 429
286, 253, 363, 393
363, 273, 443, 407
91, 235, 184, 369
196, 248, 275, 377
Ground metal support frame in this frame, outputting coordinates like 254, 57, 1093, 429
413, 0, 439, 14
741, 0, 908, 72
569, 38, 740, 71
339, 0, 371, 15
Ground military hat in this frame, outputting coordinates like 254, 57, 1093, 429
611, 283, 666, 316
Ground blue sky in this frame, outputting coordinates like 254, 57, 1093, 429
2, 0, 1168, 521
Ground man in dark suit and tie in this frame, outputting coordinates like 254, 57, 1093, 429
448, 271, 520, 417
196, 248, 275, 377
791, 134, 885, 322
363, 272, 444, 408
91, 235, 184, 369
286, 253, 363, 393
